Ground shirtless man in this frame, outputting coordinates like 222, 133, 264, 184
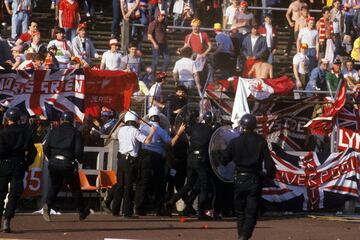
294, 5, 309, 40
248, 57, 273, 79
285, 0, 306, 55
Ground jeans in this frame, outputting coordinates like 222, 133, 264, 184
179, 80, 196, 96
268, 47, 273, 64
64, 28, 76, 41
334, 33, 341, 57
307, 48, 317, 74
151, 43, 171, 76
111, 0, 121, 36
11, 11, 29, 39
344, 14, 354, 36
148, 4, 158, 22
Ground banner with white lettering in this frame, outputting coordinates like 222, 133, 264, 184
254, 97, 318, 151
338, 128, 360, 152
0, 69, 85, 121
262, 144, 360, 211
0, 69, 139, 121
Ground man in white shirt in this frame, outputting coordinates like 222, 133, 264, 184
342, 59, 359, 89
293, 43, 310, 90
148, 72, 166, 109
173, 47, 201, 96
297, 17, 319, 73
100, 39, 122, 70
223, 0, 240, 29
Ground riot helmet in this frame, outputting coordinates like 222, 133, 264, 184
124, 110, 138, 122
203, 111, 215, 124
61, 111, 74, 123
5, 107, 21, 122
148, 106, 160, 122
240, 114, 256, 131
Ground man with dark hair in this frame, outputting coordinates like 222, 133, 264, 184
148, 71, 166, 110
148, 10, 170, 80
42, 111, 90, 222
120, 42, 145, 76
15, 20, 39, 46
242, 24, 268, 77
0, 107, 36, 233
173, 47, 201, 96
316, 6, 334, 58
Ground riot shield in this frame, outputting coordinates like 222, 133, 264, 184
208, 125, 240, 183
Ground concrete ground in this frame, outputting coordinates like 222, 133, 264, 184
1, 213, 360, 240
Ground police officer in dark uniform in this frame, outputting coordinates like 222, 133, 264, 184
42, 111, 90, 222
166, 111, 215, 220
0, 107, 37, 233
221, 114, 275, 240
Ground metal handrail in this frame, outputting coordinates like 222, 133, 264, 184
248, 6, 322, 13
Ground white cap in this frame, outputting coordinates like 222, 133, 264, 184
148, 106, 160, 118
124, 110, 137, 122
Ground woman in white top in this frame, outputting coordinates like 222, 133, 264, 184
100, 39, 122, 70
47, 27, 73, 69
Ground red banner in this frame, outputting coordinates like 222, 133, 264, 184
338, 128, 360, 152
84, 69, 139, 117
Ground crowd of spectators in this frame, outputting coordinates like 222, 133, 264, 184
1, 0, 360, 220
0, 0, 360, 118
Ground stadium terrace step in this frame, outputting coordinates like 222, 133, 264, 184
23, 0, 295, 104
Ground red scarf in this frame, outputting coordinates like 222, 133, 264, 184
56, 38, 69, 50
319, 17, 333, 45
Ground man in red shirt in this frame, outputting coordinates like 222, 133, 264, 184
59, 0, 81, 41
15, 20, 39, 46
179, 18, 212, 91
182, 18, 212, 57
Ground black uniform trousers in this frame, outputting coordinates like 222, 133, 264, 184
234, 174, 262, 240
46, 162, 85, 213
135, 149, 165, 213
0, 160, 26, 219
170, 153, 210, 213
112, 153, 138, 216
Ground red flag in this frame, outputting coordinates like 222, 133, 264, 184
305, 79, 346, 136
84, 69, 139, 118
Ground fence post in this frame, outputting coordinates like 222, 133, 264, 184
121, 20, 130, 52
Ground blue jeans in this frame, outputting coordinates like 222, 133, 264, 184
64, 28, 76, 41
268, 47, 273, 64
151, 43, 171, 76
307, 48, 317, 74
11, 12, 29, 39
111, 0, 121, 36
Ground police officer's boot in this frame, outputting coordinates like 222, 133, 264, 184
42, 203, 51, 222
2, 217, 10, 233
79, 208, 91, 221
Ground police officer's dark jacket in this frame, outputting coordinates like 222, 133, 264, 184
0, 124, 37, 167
43, 122, 84, 164
186, 122, 213, 153
222, 131, 275, 177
